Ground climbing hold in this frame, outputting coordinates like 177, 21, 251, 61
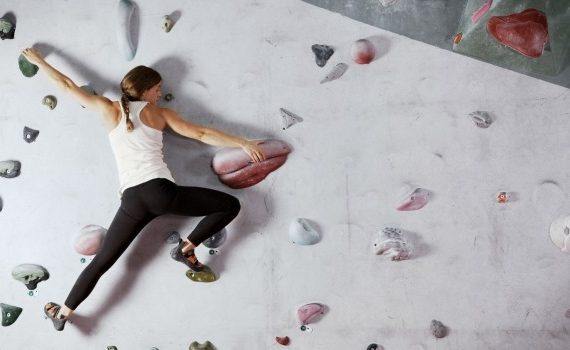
367, 344, 384, 350
186, 265, 217, 283
23, 126, 40, 143
468, 111, 493, 128
0, 303, 23, 327
12, 264, 50, 290
471, 0, 492, 23
289, 218, 320, 245
211, 140, 292, 189
75, 224, 106, 255
0, 15, 15, 40
549, 215, 570, 253
453, 33, 463, 45
275, 336, 290, 346
496, 191, 509, 203
189, 340, 216, 350
0, 196, 3, 212
18, 54, 38, 77
280, 108, 303, 130
297, 303, 325, 325
117, 0, 137, 61
487, 9, 548, 58
203, 228, 227, 249
373, 227, 412, 261
378, 0, 399, 7
351, 39, 375, 64
311, 44, 334, 67
162, 15, 174, 32
42, 95, 57, 110
430, 319, 448, 338
320, 62, 348, 84
164, 93, 174, 102
107, 346, 118, 350
80, 257, 86, 263
166, 231, 181, 244
397, 188, 430, 211
0, 160, 21, 178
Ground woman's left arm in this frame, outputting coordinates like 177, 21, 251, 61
162, 107, 266, 162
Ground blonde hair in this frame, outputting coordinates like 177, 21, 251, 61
119, 66, 162, 131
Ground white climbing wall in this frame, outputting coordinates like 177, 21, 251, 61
1, 1, 570, 349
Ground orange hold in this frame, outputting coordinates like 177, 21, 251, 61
275, 336, 290, 346
453, 32, 463, 44
497, 192, 508, 203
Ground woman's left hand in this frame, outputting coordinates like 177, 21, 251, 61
241, 140, 266, 163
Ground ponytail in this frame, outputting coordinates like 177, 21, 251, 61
120, 93, 134, 132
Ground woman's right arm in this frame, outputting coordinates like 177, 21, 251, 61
21, 48, 114, 115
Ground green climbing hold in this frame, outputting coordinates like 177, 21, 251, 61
42, 95, 57, 110
185, 265, 217, 283
0, 17, 15, 40
0, 303, 23, 326
189, 341, 216, 350
80, 257, 86, 263
28, 291, 34, 296
18, 54, 38, 77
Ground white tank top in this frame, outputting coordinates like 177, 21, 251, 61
108, 100, 175, 196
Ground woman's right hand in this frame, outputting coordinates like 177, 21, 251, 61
21, 48, 45, 65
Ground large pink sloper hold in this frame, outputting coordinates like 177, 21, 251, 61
397, 188, 430, 211
297, 303, 326, 325
211, 140, 291, 189
75, 224, 107, 255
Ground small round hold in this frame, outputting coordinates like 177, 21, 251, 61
367, 344, 380, 350
350, 39, 375, 64
209, 249, 216, 255
162, 15, 174, 32
164, 93, 174, 102
42, 95, 57, 110
80, 258, 86, 263
300, 325, 307, 331
28, 291, 34, 296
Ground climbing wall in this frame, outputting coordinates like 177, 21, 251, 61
1, 0, 570, 349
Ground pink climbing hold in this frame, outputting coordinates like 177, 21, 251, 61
397, 188, 430, 211
297, 303, 325, 325
75, 224, 106, 255
471, 0, 492, 23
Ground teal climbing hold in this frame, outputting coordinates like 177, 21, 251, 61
189, 341, 216, 350
18, 54, 38, 77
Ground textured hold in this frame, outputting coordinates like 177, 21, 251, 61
0, 303, 23, 327
186, 265, 217, 283
75, 224, 107, 255
189, 341, 216, 350
12, 264, 50, 290
42, 95, 57, 110
397, 188, 430, 211
431, 320, 448, 338
164, 93, 175, 102
280, 108, 303, 130
468, 111, 493, 128
117, 0, 137, 61
0, 160, 21, 178
320, 62, 348, 84
311, 44, 334, 67
0, 17, 15, 40
203, 228, 227, 249
289, 218, 320, 245
298, 303, 325, 325
487, 9, 549, 58
166, 231, 181, 244
18, 54, 39, 77
212, 140, 292, 189
373, 227, 412, 261
162, 15, 174, 32
275, 336, 290, 346
351, 39, 376, 64
23, 126, 40, 143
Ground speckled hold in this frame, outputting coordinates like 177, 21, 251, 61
275, 336, 290, 346
431, 319, 448, 338
311, 44, 334, 67
75, 224, 107, 255
468, 111, 493, 128
42, 95, 57, 110
189, 341, 216, 350
0, 160, 21, 178
203, 228, 227, 249
0, 17, 16, 40
186, 265, 217, 283
166, 231, 181, 244
164, 93, 175, 102
373, 227, 412, 261
23, 126, 40, 143
12, 264, 50, 290
162, 15, 174, 32
18, 54, 38, 77
0, 303, 22, 327
280, 108, 303, 130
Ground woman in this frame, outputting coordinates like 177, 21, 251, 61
21, 48, 265, 331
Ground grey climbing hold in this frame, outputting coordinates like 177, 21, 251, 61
0, 196, 3, 212
189, 341, 216, 350
311, 44, 334, 67
42, 95, 57, 110
0, 16, 15, 40
431, 319, 448, 338
468, 111, 493, 128
203, 228, 227, 249
289, 218, 320, 245
0, 303, 23, 326
18, 54, 38, 77
162, 15, 174, 32
166, 231, 181, 244
373, 227, 412, 261
12, 264, 50, 290
23, 126, 40, 143
280, 108, 303, 130
164, 93, 174, 102
107, 347, 118, 350
367, 344, 384, 350
320, 63, 348, 84
0, 160, 21, 178
117, 0, 137, 61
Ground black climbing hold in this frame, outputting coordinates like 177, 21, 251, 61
311, 44, 334, 67
23, 126, 40, 143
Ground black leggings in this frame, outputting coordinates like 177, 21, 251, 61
65, 178, 240, 310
